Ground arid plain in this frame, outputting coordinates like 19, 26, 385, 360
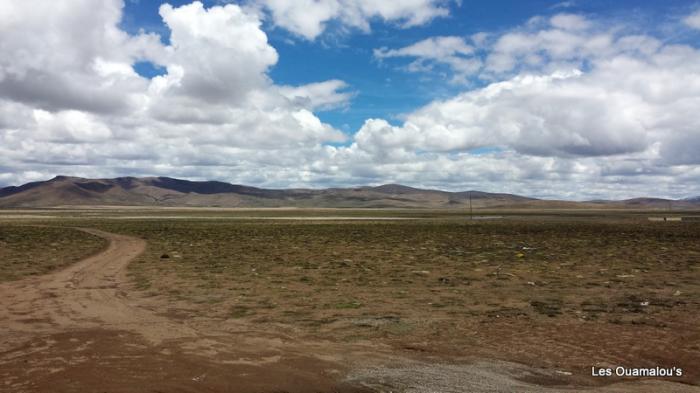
0, 208, 698, 392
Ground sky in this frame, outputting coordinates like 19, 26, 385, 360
1, 1, 700, 200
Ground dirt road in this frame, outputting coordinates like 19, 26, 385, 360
0, 229, 367, 392
0, 228, 696, 392
0, 229, 197, 346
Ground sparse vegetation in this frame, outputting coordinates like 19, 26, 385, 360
0, 225, 107, 281
81, 218, 694, 333
2, 211, 699, 384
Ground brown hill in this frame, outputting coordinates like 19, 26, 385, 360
0, 176, 535, 208
0, 176, 697, 209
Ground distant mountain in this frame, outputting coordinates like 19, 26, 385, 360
586, 197, 699, 209
0, 176, 698, 209
684, 196, 700, 203
0, 176, 536, 208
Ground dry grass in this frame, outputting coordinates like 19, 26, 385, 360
4, 213, 699, 383
0, 225, 107, 281
96, 218, 698, 382
90, 220, 696, 325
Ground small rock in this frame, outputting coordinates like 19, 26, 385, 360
160, 254, 170, 259
192, 373, 206, 382
673, 290, 682, 296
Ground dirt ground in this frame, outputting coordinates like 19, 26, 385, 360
0, 211, 698, 392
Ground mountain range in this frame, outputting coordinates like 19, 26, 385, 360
0, 176, 698, 209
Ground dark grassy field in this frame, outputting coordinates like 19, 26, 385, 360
0, 225, 107, 281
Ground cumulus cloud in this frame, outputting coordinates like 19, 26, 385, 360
156, 2, 278, 104
355, 13, 700, 197
0, 0, 347, 184
250, 0, 453, 40
353, 69, 655, 157
0, 0, 162, 114
2, 3, 700, 200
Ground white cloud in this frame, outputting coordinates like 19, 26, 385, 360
551, 1, 576, 10
684, 9, 700, 30
0, 0, 162, 114
484, 15, 615, 76
157, 2, 278, 104
0, 1, 347, 182
375, 14, 620, 80
278, 80, 353, 111
353, 69, 656, 157
375, 36, 481, 82
549, 13, 590, 30
353, 13, 700, 197
2, 3, 700, 200
375, 36, 473, 59
32, 110, 113, 143
251, 0, 453, 40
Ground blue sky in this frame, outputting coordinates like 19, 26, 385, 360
2, 0, 700, 199
120, 0, 700, 133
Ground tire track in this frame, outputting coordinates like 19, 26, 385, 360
0, 228, 196, 350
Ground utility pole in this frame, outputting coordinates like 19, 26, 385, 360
469, 190, 473, 220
